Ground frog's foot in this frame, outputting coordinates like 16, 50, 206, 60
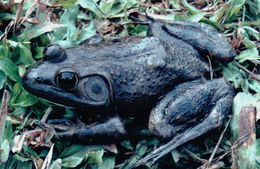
131, 79, 234, 168
49, 116, 126, 140
46, 118, 83, 134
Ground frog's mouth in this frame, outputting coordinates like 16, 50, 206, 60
22, 72, 111, 110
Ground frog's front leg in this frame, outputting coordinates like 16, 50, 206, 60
132, 79, 234, 168
50, 116, 126, 140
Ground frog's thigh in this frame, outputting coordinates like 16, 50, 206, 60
149, 21, 236, 61
149, 79, 234, 139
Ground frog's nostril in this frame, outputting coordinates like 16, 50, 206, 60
22, 70, 43, 86
22, 72, 33, 90
35, 76, 43, 82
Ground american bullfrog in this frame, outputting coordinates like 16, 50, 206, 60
22, 20, 235, 168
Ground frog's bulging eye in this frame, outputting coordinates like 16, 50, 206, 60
43, 44, 67, 63
55, 72, 79, 90
84, 76, 109, 102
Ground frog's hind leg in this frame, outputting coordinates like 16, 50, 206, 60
149, 21, 236, 61
131, 79, 234, 168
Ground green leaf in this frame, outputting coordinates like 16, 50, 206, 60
23, 146, 39, 158
128, 25, 148, 36
169, 0, 181, 10
60, 6, 78, 27
0, 43, 10, 59
0, 13, 16, 20
78, 22, 96, 44
52, 40, 78, 49
33, 47, 44, 59
2, 120, 12, 143
86, 149, 104, 164
210, 4, 228, 22
235, 47, 259, 63
181, 0, 200, 14
108, 0, 138, 18
13, 154, 30, 162
77, 11, 91, 20
200, 18, 224, 30
16, 161, 33, 169
243, 37, 257, 49
60, 6, 79, 40
77, 0, 104, 18
99, 0, 114, 15
49, 159, 62, 169
243, 26, 259, 40
0, 71, 6, 90
223, 62, 248, 91
227, 0, 247, 21
52, 6, 80, 47
120, 140, 148, 169
186, 12, 207, 22
238, 141, 258, 168
0, 158, 18, 169
52, 26, 67, 42
62, 156, 84, 168
18, 65, 26, 81
248, 80, 260, 93
95, 155, 115, 169
56, 0, 77, 8
246, 0, 260, 19
10, 42, 35, 67
10, 83, 38, 107
171, 150, 181, 163
60, 145, 104, 168
0, 139, 10, 163
18, 22, 64, 41
121, 140, 133, 150
238, 26, 258, 48
0, 58, 20, 82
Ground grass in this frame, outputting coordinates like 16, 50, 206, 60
0, 0, 259, 169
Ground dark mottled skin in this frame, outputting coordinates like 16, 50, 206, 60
22, 20, 235, 168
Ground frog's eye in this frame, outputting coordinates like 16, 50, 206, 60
43, 44, 67, 63
84, 76, 109, 102
55, 72, 79, 90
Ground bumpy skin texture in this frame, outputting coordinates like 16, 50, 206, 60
22, 20, 235, 168
23, 36, 209, 109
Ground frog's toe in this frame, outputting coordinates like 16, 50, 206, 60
47, 118, 76, 126
52, 116, 127, 140
55, 126, 88, 138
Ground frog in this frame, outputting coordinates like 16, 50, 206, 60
22, 20, 235, 168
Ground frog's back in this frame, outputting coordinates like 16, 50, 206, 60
65, 37, 166, 61
65, 36, 209, 107
66, 36, 209, 79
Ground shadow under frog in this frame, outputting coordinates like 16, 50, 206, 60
22, 20, 235, 168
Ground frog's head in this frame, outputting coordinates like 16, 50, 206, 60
22, 44, 113, 109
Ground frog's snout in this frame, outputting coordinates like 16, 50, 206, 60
22, 65, 51, 94
22, 70, 38, 94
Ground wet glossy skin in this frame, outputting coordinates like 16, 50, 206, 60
24, 36, 210, 109
22, 20, 235, 168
